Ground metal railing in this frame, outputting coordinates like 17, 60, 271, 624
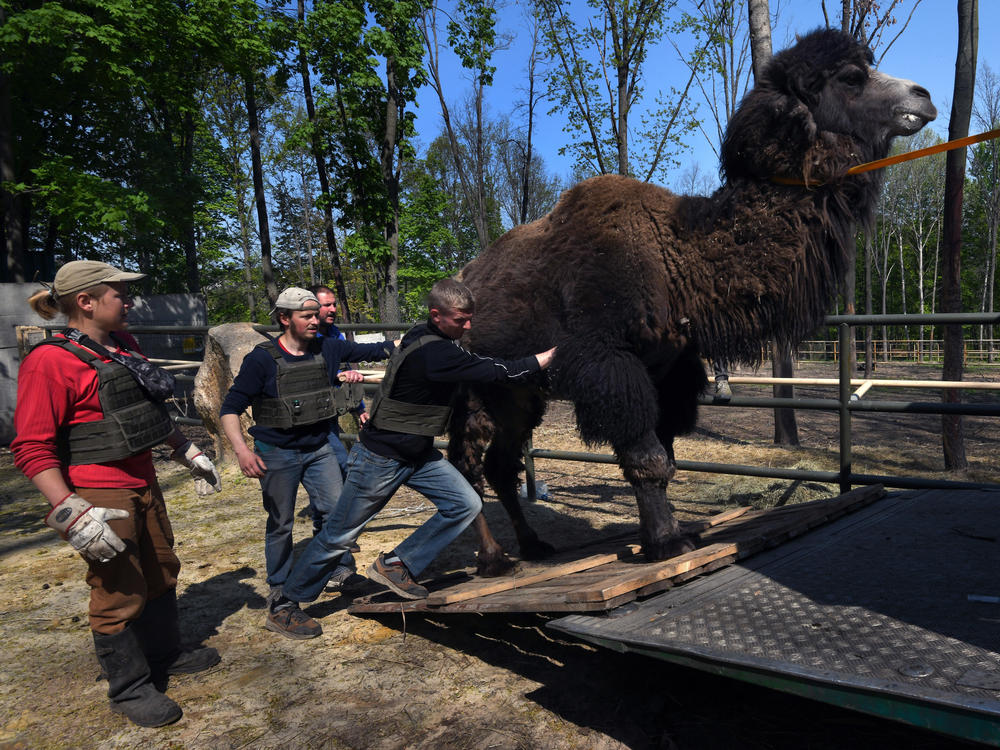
520, 312, 1000, 498
147, 314, 1000, 496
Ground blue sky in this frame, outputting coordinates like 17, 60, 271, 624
412, 1, 999, 192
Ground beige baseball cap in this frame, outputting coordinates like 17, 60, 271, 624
271, 287, 320, 315
52, 260, 146, 297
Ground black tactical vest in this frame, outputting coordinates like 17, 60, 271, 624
250, 340, 362, 429
368, 334, 452, 437
33, 338, 175, 465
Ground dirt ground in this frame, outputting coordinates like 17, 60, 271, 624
0, 361, 995, 749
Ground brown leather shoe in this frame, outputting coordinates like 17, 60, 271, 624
265, 603, 322, 639
367, 554, 428, 600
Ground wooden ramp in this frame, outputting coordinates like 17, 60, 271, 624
347, 484, 887, 615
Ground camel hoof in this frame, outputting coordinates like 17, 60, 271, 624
477, 552, 517, 577
642, 533, 698, 562
519, 538, 557, 560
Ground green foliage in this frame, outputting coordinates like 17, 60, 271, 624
537, 0, 697, 179
446, 0, 497, 86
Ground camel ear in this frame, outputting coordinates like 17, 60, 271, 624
720, 86, 817, 182
766, 55, 825, 109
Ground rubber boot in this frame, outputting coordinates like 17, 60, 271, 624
133, 590, 220, 690
92, 627, 182, 727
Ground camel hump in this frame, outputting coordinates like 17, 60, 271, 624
550, 174, 677, 223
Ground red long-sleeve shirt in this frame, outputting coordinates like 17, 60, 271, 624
11, 333, 157, 488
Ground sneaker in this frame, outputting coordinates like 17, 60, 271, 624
714, 379, 732, 401
265, 602, 322, 639
324, 568, 369, 594
348, 542, 361, 553
367, 554, 428, 600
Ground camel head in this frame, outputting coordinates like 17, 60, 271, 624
721, 28, 937, 184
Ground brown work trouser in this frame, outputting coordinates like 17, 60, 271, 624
77, 482, 180, 635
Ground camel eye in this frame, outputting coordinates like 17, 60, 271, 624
839, 67, 867, 88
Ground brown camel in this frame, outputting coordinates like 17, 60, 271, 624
447, 28, 937, 575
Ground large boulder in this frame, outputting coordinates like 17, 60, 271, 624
194, 323, 269, 464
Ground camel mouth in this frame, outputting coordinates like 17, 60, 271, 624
892, 104, 937, 135
895, 112, 928, 134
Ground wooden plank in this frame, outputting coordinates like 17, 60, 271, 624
670, 554, 737, 586
351, 486, 888, 615
683, 506, 750, 534
564, 542, 739, 603
425, 544, 642, 606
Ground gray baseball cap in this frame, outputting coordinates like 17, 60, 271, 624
52, 260, 146, 297
271, 287, 320, 315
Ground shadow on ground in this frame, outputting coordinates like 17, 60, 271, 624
360, 611, 978, 750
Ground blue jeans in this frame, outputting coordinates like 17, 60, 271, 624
328, 428, 351, 474
305, 427, 351, 534
282, 443, 483, 603
255, 440, 353, 591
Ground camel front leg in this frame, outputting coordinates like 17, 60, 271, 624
618, 432, 698, 560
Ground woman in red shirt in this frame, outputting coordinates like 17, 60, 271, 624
12, 260, 222, 728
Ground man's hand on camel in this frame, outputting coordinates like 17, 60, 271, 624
535, 346, 557, 369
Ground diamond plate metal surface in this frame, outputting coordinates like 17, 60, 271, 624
553, 489, 1000, 713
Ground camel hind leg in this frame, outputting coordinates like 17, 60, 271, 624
447, 387, 517, 576
481, 390, 553, 562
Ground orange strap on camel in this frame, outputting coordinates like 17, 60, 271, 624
774, 127, 1000, 186
846, 126, 1000, 175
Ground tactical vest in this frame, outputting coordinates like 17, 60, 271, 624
33, 338, 174, 465
368, 334, 452, 437
250, 340, 363, 429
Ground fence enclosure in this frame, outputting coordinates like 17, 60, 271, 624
11, 313, 999, 496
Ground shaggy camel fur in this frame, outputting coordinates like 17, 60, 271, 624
448, 29, 937, 575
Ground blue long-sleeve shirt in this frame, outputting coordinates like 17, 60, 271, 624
221, 335, 393, 450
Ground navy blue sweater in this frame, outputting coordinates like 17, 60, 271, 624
221, 335, 393, 450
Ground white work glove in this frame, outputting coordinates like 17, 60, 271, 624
172, 441, 222, 495
46, 493, 130, 563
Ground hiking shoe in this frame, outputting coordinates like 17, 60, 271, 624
265, 603, 322, 640
367, 554, 428, 600
324, 568, 369, 594
714, 379, 732, 401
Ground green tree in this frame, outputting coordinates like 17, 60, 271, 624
307, 0, 428, 325
1, 0, 259, 293
420, 0, 504, 251
537, 0, 699, 180
969, 64, 1000, 358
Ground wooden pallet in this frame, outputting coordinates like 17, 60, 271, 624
347, 485, 886, 614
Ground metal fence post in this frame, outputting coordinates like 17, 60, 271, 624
839, 323, 852, 494
523, 436, 537, 501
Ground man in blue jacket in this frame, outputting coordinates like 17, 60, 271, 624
274, 280, 555, 633
220, 288, 395, 639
